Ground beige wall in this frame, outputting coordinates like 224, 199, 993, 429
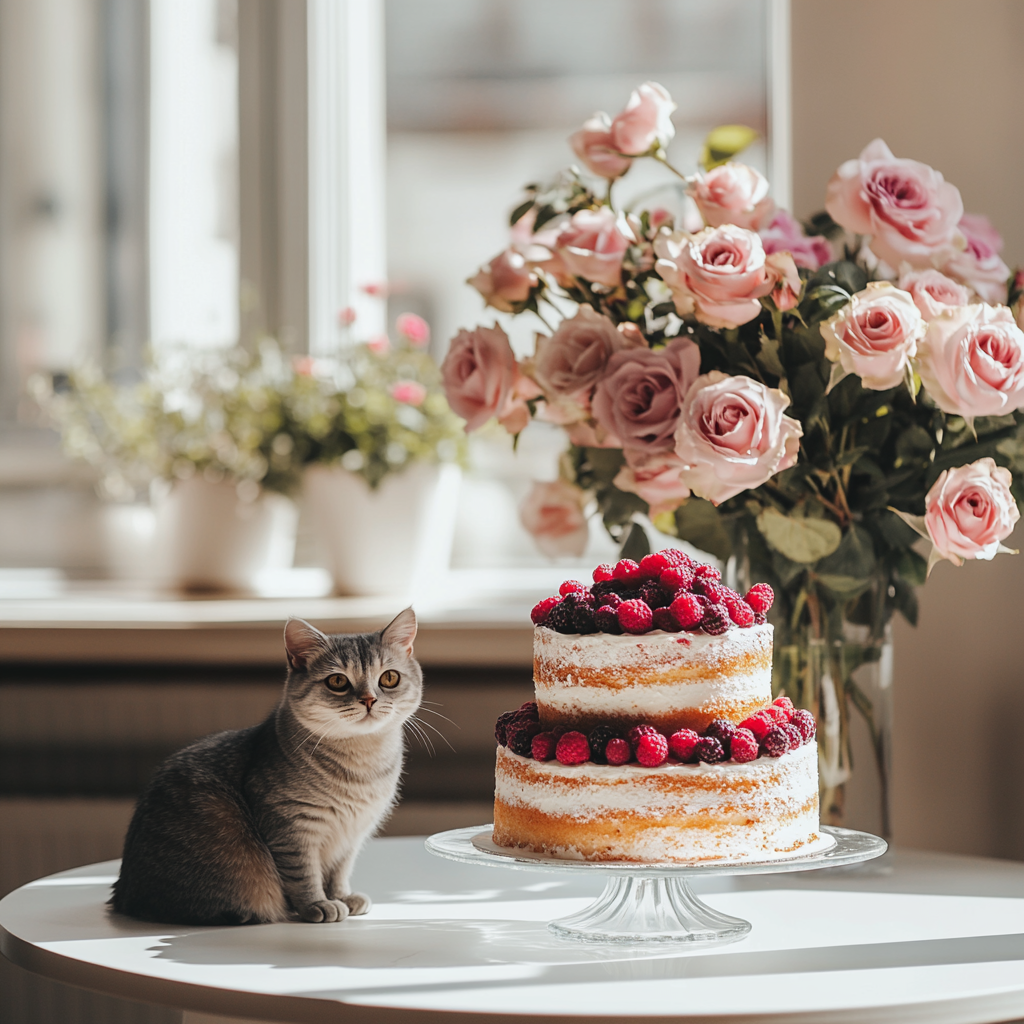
792, 0, 1024, 857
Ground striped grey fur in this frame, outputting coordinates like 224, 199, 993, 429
109, 609, 422, 925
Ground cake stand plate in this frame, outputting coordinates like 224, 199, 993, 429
426, 824, 885, 947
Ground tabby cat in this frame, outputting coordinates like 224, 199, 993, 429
110, 609, 421, 924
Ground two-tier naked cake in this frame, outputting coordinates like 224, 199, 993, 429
491, 551, 820, 863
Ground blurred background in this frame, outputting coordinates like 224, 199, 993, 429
1, 1, 1023, 1021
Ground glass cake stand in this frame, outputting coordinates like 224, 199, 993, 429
425, 824, 886, 946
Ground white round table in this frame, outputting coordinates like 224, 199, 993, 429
5, 836, 1024, 1023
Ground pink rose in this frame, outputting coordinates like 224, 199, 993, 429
554, 207, 633, 289
765, 251, 802, 312
591, 338, 701, 453
570, 113, 632, 180
820, 282, 925, 391
760, 210, 833, 271
943, 214, 1011, 305
688, 163, 775, 231
610, 82, 676, 156
613, 450, 690, 517
674, 372, 803, 505
825, 139, 963, 269
519, 480, 590, 558
468, 249, 537, 313
915, 303, 1024, 420
396, 313, 430, 347
441, 325, 528, 433
390, 381, 426, 406
654, 225, 774, 329
925, 458, 1019, 565
898, 268, 970, 321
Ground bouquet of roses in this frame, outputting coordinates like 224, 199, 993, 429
440, 81, 1024, 824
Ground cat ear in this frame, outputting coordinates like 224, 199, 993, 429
284, 617, 329, 670
381, 607, 417, 655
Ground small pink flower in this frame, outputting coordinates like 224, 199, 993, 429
898, 268, 970, 321
925, 458, 1019, 565
760, 210, 833, 271
655, 225, 774, 329
649, 207, 673, 230
674, 372, 803, 505
688, 163, 775, 231
825, 139, 963, 270
820, 282, 926, 391
916, 303, 1024, 420
367, 334, 391, 355
554, 207, 633, 289
519, 480, 590, 558
569, 113, 632, 180
360, 281, 390, 298
468, 248, 536, 313
396, 313, 430, 347
610, 82, 676, 156
390, 381, 426, 406
293, 355, 315, 376
613, 450, 690, 517
337, 306, 357, 327
765, 251, 802, 312
943, 214, 1011, 305
441, 324, 526, 433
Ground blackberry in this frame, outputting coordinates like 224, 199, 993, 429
507, 720, 542, 756
587, 725, 620, 764
593, 605, 623, 634
638, 581, 670, 609
700, 602, 730, 635
704, 718, 737, 757
694, 736, 726, 764
495, 710, 516, 746
590, 579, 618, 597
546, 595, 579, 634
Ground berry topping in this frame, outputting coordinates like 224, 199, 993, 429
612, 559, 643, 582
627, 724, 660, 748
617, 599, 653, 634
663, 549, 694, 567
739, 712, 773, 742
753, 611, 767, 625
638, 581, 670, 609
692, 577, 723, 603
791, 708, 816, 742
694, 563, 722, 582
597, 591, 623, 609
694, 736, 726, 763
555, 731, 590, 765
518, 701, 539, 717
700, 602, 731, 636
761, 726, 789, 758
772, 695, 795, 721
593, 605, 623, 634
704, 719, 737, 757
572, 602, 597, 635
763, 704, 790, 725
507, 720, 542, 756
592, 563, 615, 583
559, 580, 587, 597
659, 566, 695, 593
636, 731, 669, 767
745, 583, 775, 614
605, 737, 632, 765
544, 599, 577, 634
495, 710, 516, 746
670, 592, 704, 629
531, 732, 557, 761
639, 552, 672, 579
782, 723, 803, 751
730, 728, 759, 763
652, 606, 682, 632
722, 594, 755, 627
668, 728, 700, 762
531, 596, 561, 626
587, 725, 619, 765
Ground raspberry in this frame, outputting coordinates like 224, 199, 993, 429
639, 552, 671, 579
587, 725, 619, 765
592, 563, 615, 583
754, 611, 767, 625
507, 720, 542, 756
694, 736, 725, 763
700, 603, 730, 636
605, 737, 632, 765
704, 719, 737, 757
662, 549, 694, 568
668, 728, 700, 762
636, 731, 669, 767
638, 581, 670, 608
739, 712, 773, 742
559, 580, 587, 597
782, 723, 803, 751
628, 724, 660, 748
761, 726, 789, 758
531, 596, 561, 626
670, 592, 704, 629
692, 577, 723, 602
495, 710, 516, 746
597, 592, 622, 609
594, 605, 623, 634
652, 607, 682, 632
693, 593, 712, 610
745, 583, 775, 614
555, 731, 590, 765
730, 728, 759, 763
659, 566, 695, 593
531, 732, 557, 760
617, 599, 653, 634
545, 599, 577, 634
772, 695, 795, 721
722, 594, 755, 627
763, 704, 790, 725
613, 559, 643, 582
791, 708, 816, 742
694, 563, 721, 582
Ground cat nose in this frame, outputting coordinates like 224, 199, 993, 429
359, 696, 377, 711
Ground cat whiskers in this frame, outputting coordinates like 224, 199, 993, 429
409, 714, 456, 753
415, 705, 460, 730
404, 717, 435, 755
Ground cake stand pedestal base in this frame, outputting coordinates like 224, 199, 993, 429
548, 875, 751, 945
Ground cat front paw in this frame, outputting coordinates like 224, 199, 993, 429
343, 892, 372, 916
300, 899, 350, 923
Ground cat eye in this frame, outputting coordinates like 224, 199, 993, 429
379, 670, 401, 688
325, 674, 351, 692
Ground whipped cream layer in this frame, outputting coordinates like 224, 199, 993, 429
534, 624, 773, 731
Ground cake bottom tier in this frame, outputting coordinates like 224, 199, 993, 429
492, 741, 819, 863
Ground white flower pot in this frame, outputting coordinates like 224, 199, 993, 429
153, 477, 298, 591
303, 462, 460, 596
